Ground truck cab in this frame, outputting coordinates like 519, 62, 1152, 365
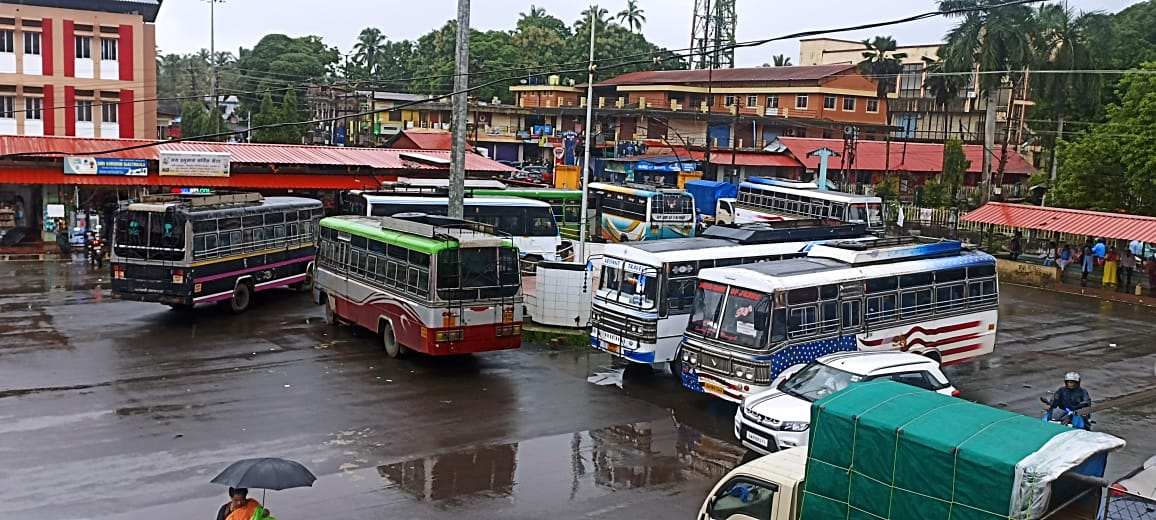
697, 447, 806, 520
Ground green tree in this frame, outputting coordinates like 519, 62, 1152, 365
617, 0, 646, 33
858, 36, 907, 99
938, 0, 1036, 203
577, 5, 612, 33
1030, 4, 1110, 181
250, 91, 282, 144
353, 27, 387, 76
234, 34, 340, 112
279, 87, 304, 144
1050, 64, 1156, 215
941, 139, 970, 205
772, 54, 792, 66
922, 55, 963, 143
178, 101, 227, 141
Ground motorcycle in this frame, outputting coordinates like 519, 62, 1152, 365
1040, 396, 1092, 430
86, 233, 106, 268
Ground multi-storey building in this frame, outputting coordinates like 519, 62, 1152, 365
0, 0, 159, 139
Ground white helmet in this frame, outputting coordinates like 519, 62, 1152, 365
1064, 371, 1081, 383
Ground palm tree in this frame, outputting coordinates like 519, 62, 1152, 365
938, 0, 1036, 203
353, 27, 387, 76
858, 36, 908, 99
521, 4, 547, 19
772, 54, 792, 67
923, 55, 965, 199
1032, 3, 1108, 180
580, 5, 610, 29
617, 0, 646, 32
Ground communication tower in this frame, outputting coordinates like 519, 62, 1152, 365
690, 0, 737, 70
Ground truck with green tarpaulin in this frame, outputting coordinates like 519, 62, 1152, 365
697, 380, 1151, 520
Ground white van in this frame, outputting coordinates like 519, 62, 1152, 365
696, 446, 807, 520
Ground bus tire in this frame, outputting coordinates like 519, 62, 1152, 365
669, 358, 683, 380
381, 321, 405, 359
323, 296, 339, 326
225, 282, 252, 314
623, 363, 654, 377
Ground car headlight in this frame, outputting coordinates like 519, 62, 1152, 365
781, 421, 810, 432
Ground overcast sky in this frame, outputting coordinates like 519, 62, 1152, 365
157, 0, 1140, 67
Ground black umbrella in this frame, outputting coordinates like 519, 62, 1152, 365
211, 457, 316, 491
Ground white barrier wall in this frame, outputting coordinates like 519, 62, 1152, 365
532, 261, 595, 328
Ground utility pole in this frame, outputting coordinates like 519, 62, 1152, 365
207, 0, 222, 134
448, 0, 471, 220
577, 12, 597, 264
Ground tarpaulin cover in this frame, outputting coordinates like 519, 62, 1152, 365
684, 180, 737, 216
799, 381, 1124, 520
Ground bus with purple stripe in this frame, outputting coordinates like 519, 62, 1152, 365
110, 192, 324, 313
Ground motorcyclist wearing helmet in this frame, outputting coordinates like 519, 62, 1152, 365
1044, 372, 1092, 425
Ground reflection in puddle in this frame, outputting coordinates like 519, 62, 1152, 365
377, 415, 745, 507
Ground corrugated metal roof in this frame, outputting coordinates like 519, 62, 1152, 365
0, 136, 514, 173
3, 168, 379, 190
778, 137, 1037, 175
708, 152, 802, 168
962, 202, 1156, 243
390, 130, 475, 152
594, 65, 856, 87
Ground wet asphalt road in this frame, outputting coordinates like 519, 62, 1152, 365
1, 259, 1155, 520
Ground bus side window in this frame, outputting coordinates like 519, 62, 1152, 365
842, 300, 861, 329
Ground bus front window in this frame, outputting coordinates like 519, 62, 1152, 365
866, 203, 883, 227
847, 203, 866, 224
689, 281, 727, 336
597, 260, 657, 310
718, 288, 770, 349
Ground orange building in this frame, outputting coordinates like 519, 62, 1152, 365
0, 0, 159, 139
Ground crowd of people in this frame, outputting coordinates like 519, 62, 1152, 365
1018, 233, 1156, 294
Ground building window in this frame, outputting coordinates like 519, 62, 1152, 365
767, 95, 779, 109
101, 102, 118, 123
76, 100, 93, 122
100, 38, 117, 61
724, 95, 735, 107
843, 97, 856, 111
823, 95, 836, 110
746, 95, 758, 108
899, 63, 923, 97
795, 95, 808, 109
23, 32, 40, 55
75, 36, 92, 59
25, 97, 42, 120
0, 96, 14, 118
866, 99, 880, 113
0, 31, 13, 53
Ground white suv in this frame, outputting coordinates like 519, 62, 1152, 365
734, 352, 959, 455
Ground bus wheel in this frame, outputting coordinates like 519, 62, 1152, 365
668, 358, 683, 380
381, 321, 406, 359
225, 282, 252, 314
623, 363, 654, 378
323, 298, 339, 326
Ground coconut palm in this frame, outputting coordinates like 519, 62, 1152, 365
938, 0, 1036, 203
858, 36, 907, 99
772, 54, 792, 67
353, 27, 387, 76
580, 5, 610, 28
521, 4, 547, 19
1032, 3, 1109, 180
617, 0, 646, 32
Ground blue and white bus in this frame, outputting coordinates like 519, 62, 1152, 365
678, 238, 998, 402
588, 183, 696, 242
342, 191, 568, 263
715, 177, 884, 233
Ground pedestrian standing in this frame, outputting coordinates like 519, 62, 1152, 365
1081, 240, 1095, 287
1120, 251, 1136, 293
1009, 231, 1023, 261
1093, 238, 1106, 266
1103, 247, 1119, 290
1147, 256, 1156, 296
1056, 244, 1072, 282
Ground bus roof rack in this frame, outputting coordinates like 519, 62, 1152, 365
807, 236, 966, 265
137, 191, 263, 208
382, 212, 508, 241
700, 220, 868, 245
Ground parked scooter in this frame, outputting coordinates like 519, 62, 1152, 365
1040, 396, 1092, 430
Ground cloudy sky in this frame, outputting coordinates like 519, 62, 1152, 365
157, 0, 1140, 66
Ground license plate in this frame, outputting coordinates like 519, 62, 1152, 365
702, 380, 726, 396
599, 330, 623, 344
745, 431, 769, 448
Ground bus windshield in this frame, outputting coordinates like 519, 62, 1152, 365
651, 193, 695, 220
436, 247, 520, 300
370, 202, 558, 237
598, 261, 659, 310
113, 210, 186, 261
689, 282, 770, 349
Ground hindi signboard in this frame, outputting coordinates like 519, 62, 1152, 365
158, 151, 231, 177
63, 157, 149, 176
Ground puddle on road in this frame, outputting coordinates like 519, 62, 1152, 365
374, 418, 745, 509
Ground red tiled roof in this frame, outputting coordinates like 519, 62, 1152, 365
708, 152, 802, 168
778, 137, 1036, 176
594, 64, 857, 87
3, 168, 379, 190
962, 202, 1156, 243
390, 130, 475, 152
0, 136, 512, 173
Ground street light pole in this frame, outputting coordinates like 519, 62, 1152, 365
206, 0, 222, 134
577, 13, 597, 265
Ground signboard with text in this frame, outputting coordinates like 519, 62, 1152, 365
158, 151, 231, 177
63, 157, 149, 176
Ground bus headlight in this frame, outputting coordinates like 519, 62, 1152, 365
436, 329, 464, 343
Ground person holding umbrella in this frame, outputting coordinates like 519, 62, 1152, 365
216, 487, 266, 520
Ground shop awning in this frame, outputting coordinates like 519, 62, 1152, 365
962, 202, 1156, 243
